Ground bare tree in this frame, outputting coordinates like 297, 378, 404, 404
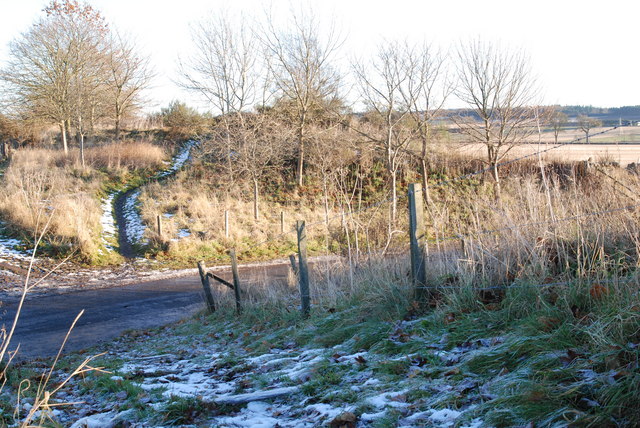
399, 41, 450, 204
260, 6, 342, 187
453, 39, 539, 197
307, 125, 356, 225
178, 12, 258, 116
352, 41, 413, 222
0, 1, 109, 154
178, 11, 260, 183
549, 108, 568, 144
106, 31, 154, 141
577, 114, 602, 144
209, 113, 289, 220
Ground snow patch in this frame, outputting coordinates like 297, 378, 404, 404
366, 389, 410, 409
0, 221, 31, 260
215, 401, 307, 428
429, 408, 462, 426
122, 189, 146, 245
99, 193, 117, 251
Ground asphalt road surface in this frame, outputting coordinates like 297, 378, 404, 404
1, 261, 294, 360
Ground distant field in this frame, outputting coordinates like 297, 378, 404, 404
451, 126, 640, 166
457, 142, 640, 167
553, 125, 640, 144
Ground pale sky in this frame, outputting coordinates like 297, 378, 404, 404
1, 0, 639, 111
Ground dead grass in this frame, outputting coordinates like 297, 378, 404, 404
0, 142, 166, 262
138, 172, 333, 262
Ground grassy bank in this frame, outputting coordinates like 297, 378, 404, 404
0, 141, 166, 264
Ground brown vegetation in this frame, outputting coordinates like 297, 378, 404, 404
0, 141, 165, 261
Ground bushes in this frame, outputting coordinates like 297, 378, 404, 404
159, 101, 209, 140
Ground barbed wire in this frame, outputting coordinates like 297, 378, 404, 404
592, 164, 638, 201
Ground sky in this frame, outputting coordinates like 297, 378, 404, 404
1, 0, 639, 111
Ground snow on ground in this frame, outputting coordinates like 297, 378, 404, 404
32, 323, 487, 427
99, 193, 117, 251
156, 140, 197, 179
175, 228, 191, 240
122, 188, 146, 245
0, 221, 31, 261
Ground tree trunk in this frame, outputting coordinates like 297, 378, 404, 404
88, 105, 96, 146
60, 122, 68, 154
77, 113, 85, 168
253, 177, 259, 221
390, 168, 397, 223
65, 119, 72, 146
386, 120, 397, 224
323, 173, 329, 225
491, 161, 501, 200
420, 157, 431, 205
115, 111, 121, 142
80, 133, 85, 168
296, 112, 306, 188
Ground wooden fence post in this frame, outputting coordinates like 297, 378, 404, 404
296, 220, 310, 318
197, 261, 216, 312
281, 211, 285, 234
156, 215, 163, 238
408, 183, 430, 301
229, 248, 242, 314
224, 210, 229, 238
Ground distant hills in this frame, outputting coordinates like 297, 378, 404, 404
559, 105, 640, 125
440, 105, 640, 126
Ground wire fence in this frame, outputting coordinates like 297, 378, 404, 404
196, 124, 640, 311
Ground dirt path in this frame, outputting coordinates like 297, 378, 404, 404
1, 260, 295, 360
113, 188, 140, 259
111, 140, 197, 259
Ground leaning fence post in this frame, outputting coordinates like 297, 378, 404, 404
408, 183, 429, 301
229, 248, 242, 314
197, 261, 216, 312
296, 220, 311, 318
224, 210, 229, 238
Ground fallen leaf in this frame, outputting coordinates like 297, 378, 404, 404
444, 313, 456, 324
444, 367, 460, 377
329, 412, 357, 428
390, 394, 407, 402
589, 283, 609, 299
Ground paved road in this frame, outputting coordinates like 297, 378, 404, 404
1, 261, 293, 360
